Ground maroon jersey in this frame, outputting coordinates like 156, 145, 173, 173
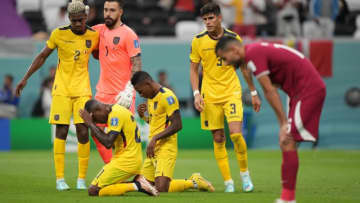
245, 42, 325, 98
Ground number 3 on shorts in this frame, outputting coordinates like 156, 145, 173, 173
230, 103, 236, 114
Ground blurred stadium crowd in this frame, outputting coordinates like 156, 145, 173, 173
1, 0, 360, 39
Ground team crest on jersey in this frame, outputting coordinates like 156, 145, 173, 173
110, 117, 119, 126
86, 40, 91, 48
166, 96, 175, 105
113, 37, 120, 45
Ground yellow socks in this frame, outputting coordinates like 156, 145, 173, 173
78, 141, 90, 179
168, 179, 194, 192
54, 138, 65, 179
99, 183, 137, 196
213, 141, 232, 181
230, 133, 248, 172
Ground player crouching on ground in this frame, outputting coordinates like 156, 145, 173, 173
79, 100, 158, 196
132, 71, 215, 193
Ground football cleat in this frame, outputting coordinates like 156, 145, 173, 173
134, 175, 159, 196
56, 179, 70, 191
76, 178, 87, 190
275, 199, 296, 203
240, 172, 254, 192
189, 173, 215, 192
224, 180, 235, 193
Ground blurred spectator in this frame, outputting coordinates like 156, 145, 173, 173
47, 5, 69, 31
0, 0, 32, 38
86, 0, 102, 26
303, 0, 339, 38
32, 66, 55, 117
219, 0, 267, 38
171, 0, 197, 22
0, 74, 19, 118
353, 15, 360, 39
274, 0, 302, 37
158, 70, 174, 91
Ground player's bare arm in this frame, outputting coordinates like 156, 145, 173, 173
16, 46, 54, 96
190, 61, 204, 112
257, 75, 287, 127
146, 110, 182, 158
239, 65, 261, 112
131, 54, 142, 75
79, 109, 119, 149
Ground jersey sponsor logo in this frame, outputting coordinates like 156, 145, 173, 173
166, 96, 175, 105
86, 40, 92, 48
247, 60, 257, 72
134, 40, 139, 48
113, 37, 120, 45
202, 48, 214, 52
63, 40, 74, 43
110, 117, 119, 126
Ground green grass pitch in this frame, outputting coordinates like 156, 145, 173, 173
1, 150, 359, 203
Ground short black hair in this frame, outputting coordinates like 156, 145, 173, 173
84, 99, 100, 113
131, 71, 153, 86
105, 0, 125, 8
215, 36, 239, 56
200, 2, 221, 17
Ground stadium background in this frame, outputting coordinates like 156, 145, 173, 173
0, 38, 359, 150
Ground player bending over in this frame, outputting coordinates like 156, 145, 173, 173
215, 36, 326, 203
132, 71, 215, 193
80, 100, 158, 196
15, 0, 98, 191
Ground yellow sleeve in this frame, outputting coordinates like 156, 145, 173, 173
107, 109, 125, 133
189, 38, 201, 63
46, 29, 58, 49
163, 92, 180, 117
235, 34, 243, 43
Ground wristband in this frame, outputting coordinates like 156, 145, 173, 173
193, 90, 200, 97
250, 90, 258, 96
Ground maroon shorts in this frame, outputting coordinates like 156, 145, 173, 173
287, 88, 326, 142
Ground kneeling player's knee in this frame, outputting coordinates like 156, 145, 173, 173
88, 185, 99, 196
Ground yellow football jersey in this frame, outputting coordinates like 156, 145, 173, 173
47, 25, 99, 97
107, 104, 143, 173
147, 87, 179, 155
190, 29, 242, 103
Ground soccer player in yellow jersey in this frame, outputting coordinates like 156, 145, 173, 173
15, 0, 99, 191
132, 71, 214, 193
189, 3, 261, 192
79, 100, 158, 196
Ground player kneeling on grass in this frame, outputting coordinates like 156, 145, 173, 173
79, 100, 158, 196
132, 71, 215, 193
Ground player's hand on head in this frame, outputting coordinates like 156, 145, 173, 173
252, 95, 261, 112
194, 94, 204, 112
79, 109, 93, 125
146, 138, 156, 158
15, 79, 27, 97
137, 103, 147, 117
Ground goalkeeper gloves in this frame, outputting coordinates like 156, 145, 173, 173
115, 81, 134, 109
